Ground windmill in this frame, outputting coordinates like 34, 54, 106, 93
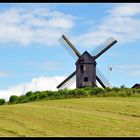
57, 35, 117, 89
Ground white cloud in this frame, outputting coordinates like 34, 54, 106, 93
73, 3, 140, 48
0, 7, 76, 46
0, 76, 76, 101
108, 4, 140, 17
0, 4, 140, 48
0, 73, 102, 101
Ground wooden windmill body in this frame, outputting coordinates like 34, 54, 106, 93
76, 51, 97, 88
57, 35, 117, 89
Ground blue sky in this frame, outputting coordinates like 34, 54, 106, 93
0, 3, 140, 100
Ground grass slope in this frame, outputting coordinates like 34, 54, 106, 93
0, 97, 140, 136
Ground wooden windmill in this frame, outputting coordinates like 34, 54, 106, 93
57, 35, 117, 89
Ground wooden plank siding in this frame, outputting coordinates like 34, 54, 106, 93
76, 51, 97, 88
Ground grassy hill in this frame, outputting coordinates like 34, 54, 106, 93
0, 96, 140, 136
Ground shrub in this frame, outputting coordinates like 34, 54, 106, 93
0, 99, 5, 105
9, 95, 18, 103
46, 91, 54, 96
105, 87, 112, 92
29, 94, 39, 101
104, 91, 117, 97
38, 92, 47, 99
34, 91, 41, 94
18, 95, 29, 103
7, 87, 140, 105
25, 91, 34, 97
58, 89, 70, 96
112, 87, 120, 92
91, 88, 104, 95
74, 88, 85, 96
135, 89, 140, 93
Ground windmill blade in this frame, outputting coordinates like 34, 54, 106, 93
57, 71, 76, 89
64, 74, 76, 89
96, 75, 106, 88
59, 74, 76, 90
91, 37, 117, 59
96, 67, 112, 88
60, 35, 81, 58
59, 37, 78, 60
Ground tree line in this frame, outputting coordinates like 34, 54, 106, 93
0, 86, 140, 105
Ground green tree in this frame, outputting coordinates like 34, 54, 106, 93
25, 91, 33, 97
0, 99, 5, 105
9, 95, 18, 103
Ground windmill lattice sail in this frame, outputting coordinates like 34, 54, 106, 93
57, 71, 76, 89
57, 34, 117, 89
91, 37, 117, 58
96, 67, 112, 88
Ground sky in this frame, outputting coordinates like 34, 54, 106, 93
0, 3, 140, 101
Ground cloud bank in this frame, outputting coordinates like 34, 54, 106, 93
0, 8, 76, 46
0, 76, 76, 101
73, 3, 140, 48
1, 4, 140, 48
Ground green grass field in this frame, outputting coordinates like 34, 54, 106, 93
0, 97, 140, 136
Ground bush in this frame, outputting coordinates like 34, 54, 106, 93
112, 87, 120, 92
29, 94, 39, 101
135, 89, 140, 93
9, 95, 18, 103
7, 86, 140, 105
46, 91, 54, 96
38, 92, 47, 99
18, 95, 29, 103
74, 88, 85, 96
105, 87, 112, 92
0, 99, 5, 105
104, 91, 117, 97
25, 91, 34, 97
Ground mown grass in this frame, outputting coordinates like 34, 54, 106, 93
0, 97, 140, 136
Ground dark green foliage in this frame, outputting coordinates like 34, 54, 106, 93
18, 95, 29, 103
7, 87, 140, 105
71, 88, 85, 97
105, 87, 112, 92
29, 94, 39, 101
38, 92, 47, 99
0, 98, 5, 105
120, 84, 127, 89
9, 95, 18, 103
112, 87, 120, 92
46, 91, 54, 96
135, 89, 140, 93
25, 91, 34, 97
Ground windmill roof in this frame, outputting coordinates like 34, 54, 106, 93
75, 51, 96, 65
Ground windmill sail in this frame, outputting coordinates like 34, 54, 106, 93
57, 71, 76, 89
96, 76, 106, 88
57, 34, 117, 89
59, 37, 78, 60
57, 35, 81, 89
96, 67, 112, 88
61, 35, 81, 58
58, 74, 76, 90
91, 37, 117, 59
